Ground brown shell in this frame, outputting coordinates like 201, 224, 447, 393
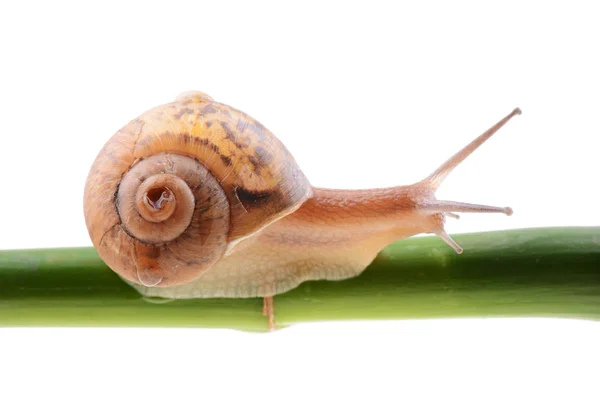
84, 91, 312, 286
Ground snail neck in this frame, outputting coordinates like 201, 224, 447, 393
261, 181, 511, 255
252, 185, 433, 262
266, 185, 436, 247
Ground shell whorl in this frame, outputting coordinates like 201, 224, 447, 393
83, 92, 312, 287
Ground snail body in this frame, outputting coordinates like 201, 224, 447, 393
84, 91, 520, 327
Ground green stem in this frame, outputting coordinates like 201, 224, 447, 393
1, 227, 599, 332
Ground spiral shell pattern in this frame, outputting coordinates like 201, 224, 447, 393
84, 92, 312, 287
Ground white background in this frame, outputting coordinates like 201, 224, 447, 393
1, 1, 599, 399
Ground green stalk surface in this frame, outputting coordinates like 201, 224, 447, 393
0, 227, 598, 332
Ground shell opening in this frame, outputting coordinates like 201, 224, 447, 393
144, 187, 173, 211
136, 180, 177, 223
120, 172, 195, 244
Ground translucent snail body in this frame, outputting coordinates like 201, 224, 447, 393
84, 91, 521, 329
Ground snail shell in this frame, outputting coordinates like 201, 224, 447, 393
84, 91, 312, 288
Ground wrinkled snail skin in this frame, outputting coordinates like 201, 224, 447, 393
84, 91, 520, 301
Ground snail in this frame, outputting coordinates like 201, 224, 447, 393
83, 91, 521, 330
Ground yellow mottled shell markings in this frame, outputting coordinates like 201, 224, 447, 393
113, 95, 312, 242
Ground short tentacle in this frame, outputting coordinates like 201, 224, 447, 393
444, 212, 461, 220
434, 228, 464, 254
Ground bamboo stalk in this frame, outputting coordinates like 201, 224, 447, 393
1, 227, 599, 332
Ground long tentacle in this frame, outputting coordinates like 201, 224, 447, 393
424, 107, 521, 189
